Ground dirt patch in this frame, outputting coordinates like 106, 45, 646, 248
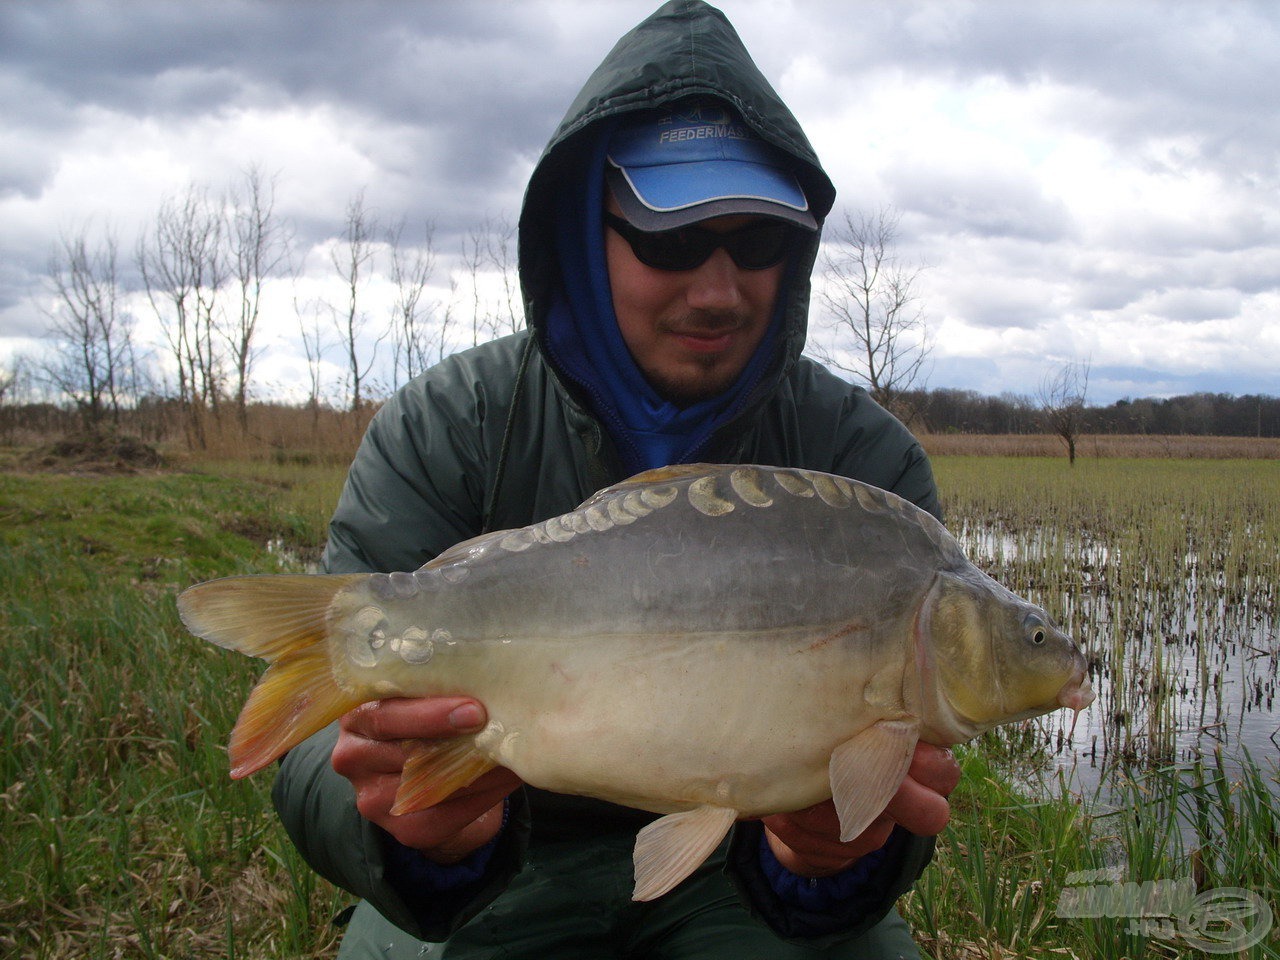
22, 432, 166, 473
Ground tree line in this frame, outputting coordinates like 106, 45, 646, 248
901, 386, 1280, 439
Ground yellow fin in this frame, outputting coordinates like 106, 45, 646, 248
178, 574, 362, 659
392, 738, 496, 815
622, 463, 719, 485
631, 805, 737, 901
177, 574, 367, 777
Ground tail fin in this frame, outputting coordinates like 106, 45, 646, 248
178, 574, 367, 778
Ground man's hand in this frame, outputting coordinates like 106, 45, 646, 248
331, 697, 523, 864
761, 742, 961, 877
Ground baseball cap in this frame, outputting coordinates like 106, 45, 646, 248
606, 102, 817, 232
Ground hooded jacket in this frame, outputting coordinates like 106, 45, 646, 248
273, 0, 941, 947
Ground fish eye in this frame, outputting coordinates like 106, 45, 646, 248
1023, 613, 1047, 644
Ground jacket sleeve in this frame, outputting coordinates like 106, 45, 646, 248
272, 353, 534, 941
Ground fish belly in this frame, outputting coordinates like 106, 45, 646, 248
423, 626, 901, 817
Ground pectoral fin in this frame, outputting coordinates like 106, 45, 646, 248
631, 805, 737, 902
829, 720, 920, 842
392, 738, 496, 815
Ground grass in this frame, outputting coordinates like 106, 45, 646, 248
905, 742, 1280, 959
0, 462, 351, 959
1, 450, 1276, 957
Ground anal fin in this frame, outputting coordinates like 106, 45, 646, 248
631, 805, 737, 901
392, 738, 497, 815
829, 720, 919, 842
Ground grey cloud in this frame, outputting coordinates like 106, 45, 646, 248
942, 282, 1061, 330
888, 163, 1073, 243
1141, 288, 1243, 323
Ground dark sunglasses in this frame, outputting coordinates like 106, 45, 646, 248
604, 212, 797, 272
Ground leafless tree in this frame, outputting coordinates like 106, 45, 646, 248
330, 192, 385, 414
813, 208, 931, 421
138, 184, 227, 448
1038, 358, 1091, 465
223, 165, 291, 428
479, 214, 522, 341
0, 357, 18, 405
0, 355, 32, 443
41, 224, 137, 430
458, 215, 522, 348
294, 294, 330, 432
386, 217, 439, 388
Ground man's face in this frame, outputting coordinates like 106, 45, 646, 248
605, 194, 787, 406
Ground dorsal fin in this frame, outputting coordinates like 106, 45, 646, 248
577, 464, 720, 510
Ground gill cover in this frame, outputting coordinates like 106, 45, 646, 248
926, 570, 1084, 730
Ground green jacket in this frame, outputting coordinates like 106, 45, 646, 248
274, 0, 941, 947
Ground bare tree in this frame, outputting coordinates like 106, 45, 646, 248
294, 294, 330, 432
41, 224, 137, 430
0, 354, 32, 443
458, 215, 522, 348
330, 192, 384, 414
478, 214, 522, 341
1039, 358, 1091, 465
386, 217, 438, 388
223, 165, 291, 428
813, 208, 931, 420
138, 184, 227, 448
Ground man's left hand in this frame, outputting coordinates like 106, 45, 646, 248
761, 742, 961, 877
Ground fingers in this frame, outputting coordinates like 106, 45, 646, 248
907, 743, 961, 797
330, 696, 522, 863
367, 767, 523, 860
332, 697, 487, 782
339, 696, 488, 741
763, 803, 894, 875
761, 744, 963, 877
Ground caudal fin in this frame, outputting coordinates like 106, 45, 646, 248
178, 574, 367, 778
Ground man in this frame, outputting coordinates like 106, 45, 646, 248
275, 2, 959, 957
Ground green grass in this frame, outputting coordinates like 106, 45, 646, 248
904, 741, 1280, 959
0, 463, 351, 959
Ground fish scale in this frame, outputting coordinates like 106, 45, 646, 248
178, 462, 1093, 901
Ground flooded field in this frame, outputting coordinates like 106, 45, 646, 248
935, 456, 1280, 797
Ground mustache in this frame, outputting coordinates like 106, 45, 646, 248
660, 312, 752, 336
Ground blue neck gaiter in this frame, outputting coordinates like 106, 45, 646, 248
543, 128, 786, 475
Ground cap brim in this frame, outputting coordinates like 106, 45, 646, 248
607, 164, 817, 232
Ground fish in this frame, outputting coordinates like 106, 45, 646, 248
178, 463, 1094, 901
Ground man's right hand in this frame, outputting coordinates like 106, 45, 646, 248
331, 697, 523, 864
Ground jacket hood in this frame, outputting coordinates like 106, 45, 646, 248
518, 0, 836, 398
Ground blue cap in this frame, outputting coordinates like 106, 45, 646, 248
606, 102, 816, 232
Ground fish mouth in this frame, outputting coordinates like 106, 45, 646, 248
1057, 668, 1095, 713
1057, 667, 1095, 738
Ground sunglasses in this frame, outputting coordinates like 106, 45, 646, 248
604, 212, 797, 272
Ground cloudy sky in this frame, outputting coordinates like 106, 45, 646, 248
3, 0, 1278, 405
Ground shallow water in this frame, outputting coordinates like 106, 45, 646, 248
955, 520, 1280, 798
